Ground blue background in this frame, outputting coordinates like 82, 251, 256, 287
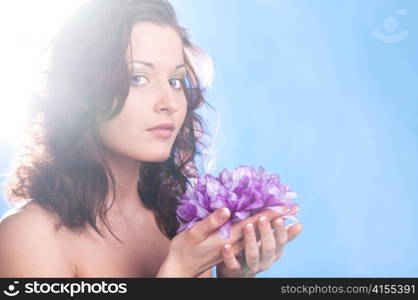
1, 0, 417, 277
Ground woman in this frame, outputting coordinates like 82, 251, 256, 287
0, 0, 302, 277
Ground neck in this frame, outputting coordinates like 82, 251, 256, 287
99, 146, 146, 215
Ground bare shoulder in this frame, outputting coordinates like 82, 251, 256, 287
0, 201, 61, 236
0, 201, 76, 277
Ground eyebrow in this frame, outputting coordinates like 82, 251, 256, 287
131, 60, 186, 72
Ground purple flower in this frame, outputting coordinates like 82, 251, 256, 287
176, 165, 300, 239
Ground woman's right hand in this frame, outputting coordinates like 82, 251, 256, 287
156, 207, 284, 277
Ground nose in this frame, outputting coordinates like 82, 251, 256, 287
154, 83, 180, 114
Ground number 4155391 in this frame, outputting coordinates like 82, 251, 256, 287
372, 284, 415, 294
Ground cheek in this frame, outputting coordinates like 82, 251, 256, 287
99, 120, 123, 153
99, 108, 145, 152
98, 94, 187, 162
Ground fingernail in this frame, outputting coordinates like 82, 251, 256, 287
246, 223, 253, 233
280, 208, 289, 215
259, 216, 267, 224
224, 244, 232, 253
276, 207, 287, 214
275, 218, 283, 226
219, 208, 230, 219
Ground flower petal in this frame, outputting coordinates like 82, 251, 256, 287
176, 165, 299, 237
218, 221, 232, 239
233, 210, 250, 221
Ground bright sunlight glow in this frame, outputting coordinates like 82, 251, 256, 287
0, 0, 87, 147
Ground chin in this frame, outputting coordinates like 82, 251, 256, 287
142, 153, 171, 163
151, 156, 170, 163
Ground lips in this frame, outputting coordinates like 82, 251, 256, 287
147, 123, 175, 138
147, 123, 175, 131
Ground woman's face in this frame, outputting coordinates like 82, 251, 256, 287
99, 22, 188, 163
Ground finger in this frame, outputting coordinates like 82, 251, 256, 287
268, 206, 292, 217
286, 223, 303, 242
286, 205, 300, 215
244, 223, 259, 272
273, 217, 287, 260
228, 209, 282, 244
222, 244, 242, 271
188, 208, 231, 243
231, 237, 245, 255
258, 216, 276, 267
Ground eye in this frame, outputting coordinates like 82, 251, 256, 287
169, 78, 185, 90
130, 75, 148, 87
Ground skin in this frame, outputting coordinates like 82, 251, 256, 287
0, 22, 188, 278
217, 206, 303, 277
98, 21, 188, 211
0, 22, 303, 278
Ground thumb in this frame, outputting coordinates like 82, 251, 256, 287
187, 208, 231, 243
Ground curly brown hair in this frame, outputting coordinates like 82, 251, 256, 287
2, 0, 214, 241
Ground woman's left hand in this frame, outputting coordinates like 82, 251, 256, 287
216, 208, 303, 278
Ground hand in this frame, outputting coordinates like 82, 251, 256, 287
157, 207, 232, 277
216, 207, 303, 278
157, 208, 284, 277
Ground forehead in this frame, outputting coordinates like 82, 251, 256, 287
127, 22, 184, 67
